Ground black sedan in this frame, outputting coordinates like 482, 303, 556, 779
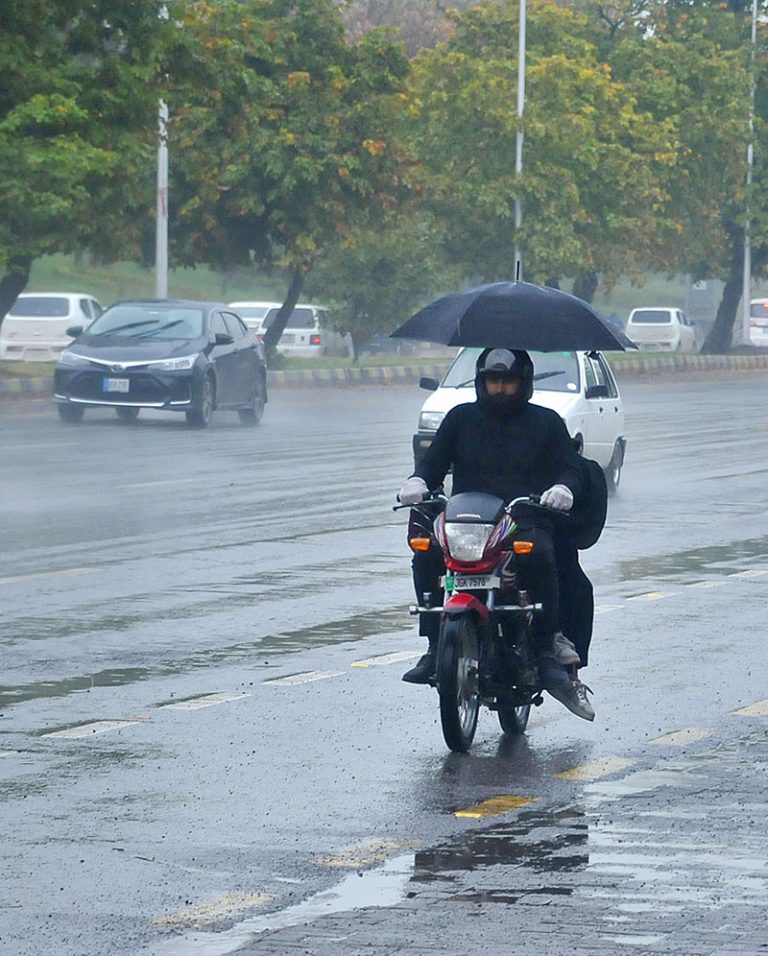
53, 300, 268, 427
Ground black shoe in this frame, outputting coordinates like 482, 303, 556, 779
402, 652, 435, 684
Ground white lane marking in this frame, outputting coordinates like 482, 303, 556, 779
649, 727, 714, 746
732, 699, 768, 717
626, 591, 679, 602
265, 671, 344, 686
160, 692, 250, 711
152, 892, 275, 928
688, 580, 730, 589
316, 838, 419, 868
351, 650, 420, 668
555, 757, 636, 782
120, 478, 201, 489
595, 604, 625, 614
2, 442, 79, 451
731, 568, 768, 578
42, 719, 141, 739
0, 566, 97, 586
0, 750, 16, 758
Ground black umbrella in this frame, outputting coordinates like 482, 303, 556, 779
391, 281, 636, 351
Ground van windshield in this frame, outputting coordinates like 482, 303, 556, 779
630, 309, 672, 324
9, 297, 70, 317
264, 308, 316, 330
442, 348, 580, 393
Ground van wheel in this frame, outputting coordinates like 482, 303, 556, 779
606, 442, 624, 495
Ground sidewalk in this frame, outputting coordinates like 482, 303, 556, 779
197, 724, 768, 956
3, 352, 768, 397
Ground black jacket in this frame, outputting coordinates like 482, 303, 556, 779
414, 400, 584, 504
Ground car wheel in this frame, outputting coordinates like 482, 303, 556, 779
57, 404, 84, 423
238, 380, 266, 425
186, 375, 214, 428
116, 407, 140, 422
605, 441, 624, 495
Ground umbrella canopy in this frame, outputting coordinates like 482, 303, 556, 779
391, 281, 636, 352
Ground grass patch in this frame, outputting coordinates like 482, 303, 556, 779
0, 361, 53, 379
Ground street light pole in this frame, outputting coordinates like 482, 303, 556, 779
155, 99, 169, 300
742, 0, 758, 346
514, 0, 526, 282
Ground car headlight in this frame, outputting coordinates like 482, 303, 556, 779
58, 349, 92, 367
419, 411, 445, 432
151, 354, 198, 371
445, 523, 495, 562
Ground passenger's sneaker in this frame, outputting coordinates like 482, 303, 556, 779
547, 676, 595, 721
553, 631, 581, 666
402, 652, 436, 684
535, 653, 570, 691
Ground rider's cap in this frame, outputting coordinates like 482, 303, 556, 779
479, 349, 518, 374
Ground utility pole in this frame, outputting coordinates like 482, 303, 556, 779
514, 0, 526, 282
155, 100, 169, 300
741, 0, 758, 346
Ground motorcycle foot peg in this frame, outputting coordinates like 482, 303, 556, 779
532, 694, 544, 707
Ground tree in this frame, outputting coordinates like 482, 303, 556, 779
168, 0, 410, 358
405, 0, 674, 297
0, 0, 178, 325
341, 0, 478, 55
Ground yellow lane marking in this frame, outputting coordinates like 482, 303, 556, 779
265, 670, 344, 686
649, 727, 714, 746
160, 692, 250, 710
351, 650, 420, 668
555, 757, 636, 782
151, 891, 275, 928
455, 795, 538, 819
732, 699, 768, 717
595, 604, 625, 614
626, 591, 678, 602
42, 720, 141, 739
316, 838, 419, 868
0, 566, 97, 586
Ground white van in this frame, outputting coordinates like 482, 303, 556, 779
625, 307, 696, 352
230, 302, 352, 357
0, 292, 104, 362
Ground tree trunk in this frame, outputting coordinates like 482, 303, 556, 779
262, 268, 304, 361
0, 255, 32, 330
572, 270, 599, 303
701, 238, 742, 353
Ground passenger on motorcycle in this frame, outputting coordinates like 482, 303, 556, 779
398, 347, 595, 721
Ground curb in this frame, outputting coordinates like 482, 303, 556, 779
3, 353, 768, 397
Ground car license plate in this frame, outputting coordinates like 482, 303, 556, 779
453, 574, 500, 590
103, 377, 129, 393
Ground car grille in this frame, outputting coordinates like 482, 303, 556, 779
60, 370, 191, 405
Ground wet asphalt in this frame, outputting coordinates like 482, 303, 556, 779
1, 373, 768, 956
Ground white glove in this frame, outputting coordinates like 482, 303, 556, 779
540, 484, 573, 512
398, 476, 428, 505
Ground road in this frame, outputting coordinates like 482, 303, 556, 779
1, 373, 768, 956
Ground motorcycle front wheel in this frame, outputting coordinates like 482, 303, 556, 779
437, 616, 480, 753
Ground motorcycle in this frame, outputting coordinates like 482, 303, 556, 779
396, 491, 558, 753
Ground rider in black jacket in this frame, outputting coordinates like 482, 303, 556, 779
398, 348, 595, 721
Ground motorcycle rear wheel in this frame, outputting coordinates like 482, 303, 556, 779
437, 616, 480, 753
498, 703, 531, 734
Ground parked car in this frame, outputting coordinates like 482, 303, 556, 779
0, 292, 103, 362
230, 302, 352, 358
53, 299, 267, 428
227, 301, 282, 333
413, 348, 627, 492
749, 298, 768, 346
625, 307, 696, 351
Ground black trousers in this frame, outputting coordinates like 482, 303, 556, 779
411, 520, 565, 657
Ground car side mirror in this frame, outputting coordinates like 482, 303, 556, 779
585, 384, 609, 399
419, 376, 439, 391
66, 325, 83, 337
214, 332, 234, 346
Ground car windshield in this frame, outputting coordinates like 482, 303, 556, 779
263, 307, 316, 330
86, 305, 205, 340
9, 296, 70, 317
630, 309, 672, 324
441, 348, 580, 393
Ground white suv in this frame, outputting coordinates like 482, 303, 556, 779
626, 307, 696, 351
0, 292, 104, 362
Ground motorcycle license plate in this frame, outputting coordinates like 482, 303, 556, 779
103, 377, 129, 393
453, 574, 500, 590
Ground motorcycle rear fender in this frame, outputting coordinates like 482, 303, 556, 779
443, 592, 490, 623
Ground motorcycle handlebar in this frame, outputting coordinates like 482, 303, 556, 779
393, 492, 568, 515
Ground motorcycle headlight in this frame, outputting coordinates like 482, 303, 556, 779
444, 523, 495, 562
419, 411, 445, 432
151, 354, 198, 371
58, 349, 92, 367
